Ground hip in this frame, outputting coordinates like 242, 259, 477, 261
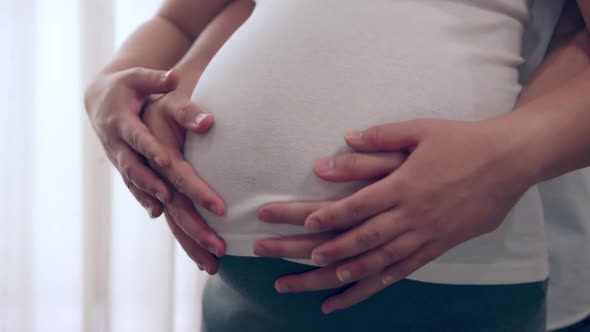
202, 255, 547, 332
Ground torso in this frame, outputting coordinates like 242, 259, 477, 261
186, 0, 548, 284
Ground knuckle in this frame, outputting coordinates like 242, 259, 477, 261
126, 67, 146, 80
129, 130, 142, 150
100, 113, 120, 131
172, 174, 185, 190
349, 261, 369, 278
380, 244, 401, 264
355, 229, 381, 249
341, 153, 359, 172
346, 201, 365, 220
365, 126, 383, 147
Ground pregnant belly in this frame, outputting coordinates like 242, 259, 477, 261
184, 0, 525, 258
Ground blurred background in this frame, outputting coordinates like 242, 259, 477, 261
1, 1, 207, 331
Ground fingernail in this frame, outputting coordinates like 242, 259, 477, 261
208, 246, 219, 257
196, 262, 204, 271
194, 113, 209, 128
305, 218, 321, 232
253, 243, 268, 257
314, 158, 334, 174
257, 209, 271, 222
345, 131, 363, 144
147, 205, 155, 218
382, 275, 395, 286
337, 269, 351, 283
312, 252, 328, 266
154, 156, 164, 168
155, 192, 164, 204
275, 282, 290, 293
162, 69, 173, 82
322, 303, 335, 315
211, 204, 223, 216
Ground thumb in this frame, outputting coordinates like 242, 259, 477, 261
345, 120, 424, 152
124, 67, 178, 94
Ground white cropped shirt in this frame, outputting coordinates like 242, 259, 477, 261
185, 0, 549, 285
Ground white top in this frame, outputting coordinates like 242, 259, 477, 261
520, 1, 590, 329
542, 171, 590, 330
186, 0, 549, 285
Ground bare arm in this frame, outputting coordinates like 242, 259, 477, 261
100, 0, 230, 74
172, 0, 255, 94
509, 27, 590, 185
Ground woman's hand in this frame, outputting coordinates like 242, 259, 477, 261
85, 68, 180, 216
85, 67, 225, 219
255, 117, 532, 314
141, 89, 227, 273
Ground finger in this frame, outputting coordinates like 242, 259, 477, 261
123, 67, 178, 95
344, 120, 424, 153
303, 177, 398, 232
321, 274, 385, 314
274, 265, 344, 293
127, 182, 164, 218
114, 142, 171, 203
164, 211, 218, 274
158, 156, 226, 216
332, 232, 428, 284
166, 191, 226, 258
313, 152, 406, 182
163, 99, 215, 134
117, 112, 171, 168
379, 241, 445, 287
309, 208, 410, 265
253, 233, 337, 259
257, 201, 330, 225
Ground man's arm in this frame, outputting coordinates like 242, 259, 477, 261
507, 33, 590, 186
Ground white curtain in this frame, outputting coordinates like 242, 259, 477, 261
1, 1, 207, 331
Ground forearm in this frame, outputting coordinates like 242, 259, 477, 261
506, 31, 590, 185
100, 0, 230, 75
101, 18, 192, 74
172, 0, 254, 95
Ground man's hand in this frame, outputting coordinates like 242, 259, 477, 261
255, 117, 531, 314
142, 89, 228, 273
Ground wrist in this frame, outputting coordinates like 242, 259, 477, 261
488, 108, 576, 190
481, 112, 547, 193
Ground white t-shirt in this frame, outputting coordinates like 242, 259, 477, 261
520, 1, 590, 329
185, 0, 549, 285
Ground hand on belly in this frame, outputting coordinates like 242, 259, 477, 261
253, 118, 529, 314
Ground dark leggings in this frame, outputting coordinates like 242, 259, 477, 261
554, 316, 590, 332
202, 256, 547, 332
